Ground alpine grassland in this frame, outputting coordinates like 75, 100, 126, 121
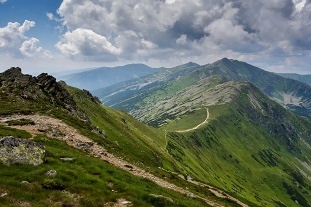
163, 84, 311, 206
0, 68, 246, 206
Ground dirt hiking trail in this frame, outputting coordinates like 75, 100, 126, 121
176, 108, 209, 133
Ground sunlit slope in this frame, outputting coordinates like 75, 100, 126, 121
66, 86, 178, 171
165, 82, 311, 207
0, 68, 230, 207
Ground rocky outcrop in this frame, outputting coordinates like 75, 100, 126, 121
0, 136, 45, 166
83, 89, 101, 104
0, 67, 32, 88
0, 67, 89, 121
0, 67, 73, 106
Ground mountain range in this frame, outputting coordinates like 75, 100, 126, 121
57, 64, 164, 91
1, 59, 311, 207
94, 58, 311, 122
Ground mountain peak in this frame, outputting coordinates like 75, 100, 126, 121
180, 62, 200, 68
0, 67, 26, 80
2, 67, 22, 75
215, 57, 232, 65
0, 68, 80, 116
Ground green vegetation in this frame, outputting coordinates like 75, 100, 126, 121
0, 132, 209, 207
163, 86, 311, 206
0, 90, 45, 115
5, 118, 35, 126
0, 125, 32, 138
163, 108, 207, 131
0, 72, 240, 206
66, 86, 176, 172
97, 58, 311, 122
2, 67, 311, 206
92, 58, 311, 206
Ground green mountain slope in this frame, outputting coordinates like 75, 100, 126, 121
58, 64, 165, 91
0, 67, 241, 207
95, 58, 311, 120
165, 82, 311, 206
91, 60, 311, 206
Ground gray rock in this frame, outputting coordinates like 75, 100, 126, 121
0, 67, 91, 122
187, 193, 195, 198
0, 192, 8, 197
46, 170, 57, 177
21, 181, 30, 185
0, 136, 45, 166
60, 157, 75, 161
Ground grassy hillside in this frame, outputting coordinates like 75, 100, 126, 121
0, 68, 243, 207
164, 83, 311, 207
90, 60, 311, 206
66, 86, 177, 172
0, 130, 210, 207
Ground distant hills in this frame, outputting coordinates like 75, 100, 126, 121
94, 58, 311, 121
57, 64, 165, 91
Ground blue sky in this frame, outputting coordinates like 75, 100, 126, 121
0, 0, 311, 74
0, 0, 62, 50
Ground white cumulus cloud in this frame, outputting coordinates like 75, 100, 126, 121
56, 28, 121, 61
20, 38, 51, 58
0, 20, 51, 58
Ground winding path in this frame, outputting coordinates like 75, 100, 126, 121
176, 108, 209, 133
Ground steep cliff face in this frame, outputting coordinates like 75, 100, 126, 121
0, 136, 45, 166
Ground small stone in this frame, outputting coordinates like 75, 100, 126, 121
0, 192, 8, 197
186, 175, 193, 181
46, 170, 57, 177
60, 157, 75, 161
187, 193, 195, 198
21, 181, 30, 185
121, 201, 131, 205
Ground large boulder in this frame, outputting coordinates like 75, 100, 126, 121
0, 136, 45, 166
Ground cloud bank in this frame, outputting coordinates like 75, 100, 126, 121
54, 0, 311, 71
1, 1, 311, 73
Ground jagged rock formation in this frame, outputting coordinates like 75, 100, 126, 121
0, 136, 45, 166
82, 89, 101, 104
0, 67, 93, 122
0, 67, 77, 110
